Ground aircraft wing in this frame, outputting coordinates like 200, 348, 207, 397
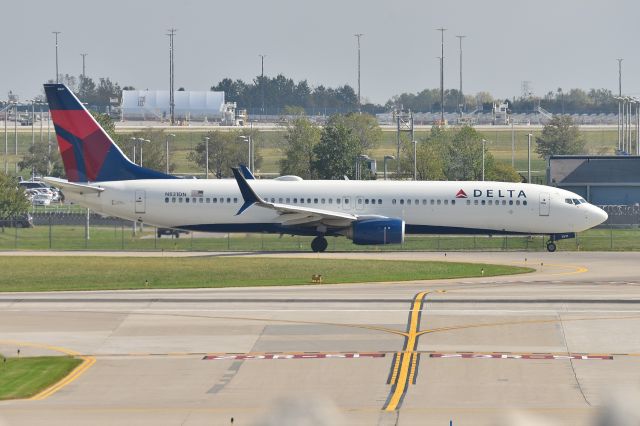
231, 168, 357, 228
42, 177, 105, 194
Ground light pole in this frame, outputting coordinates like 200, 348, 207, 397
204, 136, 210, 179
383, 155, 395, 180
356, 154, 370, 180
456, 35, 465, 116
81, 53, 88, 78
166, 133, 175, 174
527, 133, 532, 183
354, 33, 363, 113
52, 31, 61, 84
413, 140, 417, 180
259, 54, 266, 115
3, 103, 8, 174
436, 28, 447, 124
239, 135, 251, 172
141, 139, 150, 167
481, 139, 486, 181
167, 28, 177, 126
14, 103, 17, 174
130, 137, 137, 164
511, 120, 515, 167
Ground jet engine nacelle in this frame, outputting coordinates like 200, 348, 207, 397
348, 218, 405, 245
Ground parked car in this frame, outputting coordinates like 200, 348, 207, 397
32, 194, 52, 206
0, 214, 33, 228
157, 228, 189, 238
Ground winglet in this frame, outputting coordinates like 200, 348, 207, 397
232, 167, 264, 215
239, 164, 255, 180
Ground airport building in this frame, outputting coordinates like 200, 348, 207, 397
548, 155, 640, 224
121, 89, 226, 122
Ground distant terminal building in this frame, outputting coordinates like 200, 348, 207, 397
121, 90, 229, 122
549, 155, 640, 205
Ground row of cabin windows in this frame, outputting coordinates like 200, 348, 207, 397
163, 196, 527, 207
165, 197, 239, 204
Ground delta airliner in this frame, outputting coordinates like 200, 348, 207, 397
42, 84, 607, 252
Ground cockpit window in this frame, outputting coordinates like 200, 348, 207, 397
572, 199, 580, 204
565, 198, 574, 205
579, 198, 587, 204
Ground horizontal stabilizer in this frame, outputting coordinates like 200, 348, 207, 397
42, 177, 104, 194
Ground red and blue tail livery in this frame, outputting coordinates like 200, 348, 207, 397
44, 84, 175, 182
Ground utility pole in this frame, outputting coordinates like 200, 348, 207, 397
259, 54, 266, 115
436, 28, 447, 124
80, 53, 87, 78
527, 133, 532, 183
617, 59, 623, 151
167, 28, 177, 126
204, 137, 210, 179
52, 31, 61, 84
456, 35, 465, 116
354, 34, 363, 113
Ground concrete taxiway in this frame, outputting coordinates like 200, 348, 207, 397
0, 251, 639, 425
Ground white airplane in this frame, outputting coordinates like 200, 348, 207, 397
42, 84, 607, 252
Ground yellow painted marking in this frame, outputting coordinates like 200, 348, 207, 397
0, 339, 96, 401
385, 291, 429, 411
408, 352, 418, 384
388, 352, 402, 384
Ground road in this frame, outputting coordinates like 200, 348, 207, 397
0, 251, 639, 425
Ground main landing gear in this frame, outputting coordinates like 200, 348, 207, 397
546, 237, 557, 253
311, 236, 328, 253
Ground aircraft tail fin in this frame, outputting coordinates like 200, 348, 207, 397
43, 83, 175, 182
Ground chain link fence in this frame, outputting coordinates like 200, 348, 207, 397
1, 211, 639, 252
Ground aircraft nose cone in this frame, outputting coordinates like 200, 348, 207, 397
589, 205, 608, 227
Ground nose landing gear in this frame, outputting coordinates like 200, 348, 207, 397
311, 236, 328, 252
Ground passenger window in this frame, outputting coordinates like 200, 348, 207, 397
179, 197, 183, 203
321, 198, 325, 204
400, 199, 405, 205
185, 197, 190, 203
279, 198, 283, 203
300, 198, 304, 204
474, 200, 478, 205
523, 200, 528, 206
430, 200, 435, 205
444, 199, 448, 205
509, 200, 513, 205
337, 198, 341, 204
344, 198, 350, 204
314, 198, 318, 203
199, 198, 203, 203
437, 200, 441, 205
286, 198, 290, 203
516, 200, 520, 205
293, 198, 297, 203
358, 198, 363, 204
307, 198, 311, 203
365, 199, 369, 204
165, 197, 169, 203
378, 199, 382, 204
502, 200, 507, 205
488, 200, 492, 205
407, 199, 411, 205
415, 199, 419, 205
451, 200, 456, 205
220, 198, 224, 204
172, 197, 176, 203
213, 197, 217, 203
481, 200, 486, 205
206, 198, 210, 203
422, 199, 427, 205
329, 198, 333, 204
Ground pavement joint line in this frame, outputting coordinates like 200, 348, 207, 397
0, 339, 96, 401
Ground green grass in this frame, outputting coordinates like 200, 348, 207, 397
0, 257, 532, 292
0, 356, 82, 400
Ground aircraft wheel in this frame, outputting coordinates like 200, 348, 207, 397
546, 242, 557, 252
311, 236, 328, 253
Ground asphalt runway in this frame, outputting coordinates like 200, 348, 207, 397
1, 251, 640, 426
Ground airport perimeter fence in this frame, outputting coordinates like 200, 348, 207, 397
1, 212, 640, 252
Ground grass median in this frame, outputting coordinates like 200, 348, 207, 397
0, 356, 82, 400
0, 257, 533, 292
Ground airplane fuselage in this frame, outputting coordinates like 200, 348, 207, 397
66, 179, 606, 237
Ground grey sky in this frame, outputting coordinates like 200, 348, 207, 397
2, 0, 637, 104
